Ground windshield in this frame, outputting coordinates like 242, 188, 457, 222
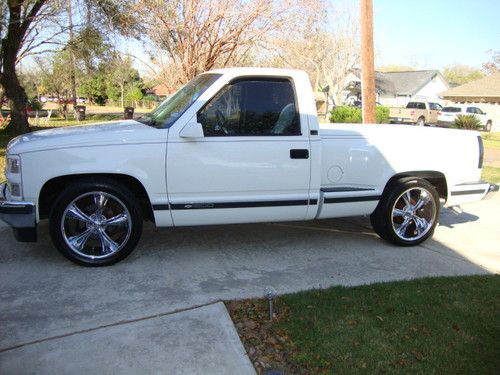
139, 73, 221, 128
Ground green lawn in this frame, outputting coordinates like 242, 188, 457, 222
482, 166, 500, 183
229, 275, 500, 374
482, 132, 500, 150
29, 113, 121, 128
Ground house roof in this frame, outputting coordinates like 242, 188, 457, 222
440, 72, 500, 98
151, 83, 172, 97
351, 69, 446, 96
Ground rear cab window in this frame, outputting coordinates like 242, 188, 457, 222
406, 102, 426, 109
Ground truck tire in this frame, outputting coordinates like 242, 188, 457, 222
49, 179, 143, 266
416, 117, 425, 126
370, 178, 440, 246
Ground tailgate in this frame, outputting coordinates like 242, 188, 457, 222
389, 108, 413, 120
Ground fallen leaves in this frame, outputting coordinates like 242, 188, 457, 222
226, 299, 298, 374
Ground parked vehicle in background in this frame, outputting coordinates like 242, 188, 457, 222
438, 105, 493, 131
389, 101, 442, 126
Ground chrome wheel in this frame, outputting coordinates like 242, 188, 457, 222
391, 187, 436, 241
61, 191, 132, 260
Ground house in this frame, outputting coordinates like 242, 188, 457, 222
343, 70, 450, 107
440, 72, 500, 132
151, 83, 172, 98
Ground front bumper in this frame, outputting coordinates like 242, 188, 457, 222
0, 182, 37, 242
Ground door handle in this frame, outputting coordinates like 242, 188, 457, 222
290, 149, 309, 159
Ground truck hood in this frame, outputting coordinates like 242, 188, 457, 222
7, 120, 164, 154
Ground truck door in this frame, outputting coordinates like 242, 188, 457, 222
428, 102, 441, 123
166, 77, 312, 226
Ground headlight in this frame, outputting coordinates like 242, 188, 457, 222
7, 156, 21, 174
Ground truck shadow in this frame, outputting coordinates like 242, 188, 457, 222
438, 206, 479, 228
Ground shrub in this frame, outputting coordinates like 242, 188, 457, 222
29, 98, 43, 111
330, 105, 390, 124
143, 94, 159, 102
93, 95, 106, 106
452, 114, 482, 130
125, 86, 144, 101
330, 106, 362, 123
376, 106, 389, 123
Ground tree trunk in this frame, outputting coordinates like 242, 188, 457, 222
0, 47, 30, 134
0, 1, 48, 134
120, 83, 124, 108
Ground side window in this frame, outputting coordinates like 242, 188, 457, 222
466, 107, 474, 114
418, 102, 426, 109
429, 103, 442, 111
198, 79, 301, 136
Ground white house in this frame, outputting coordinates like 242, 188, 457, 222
343, 70, 450, 107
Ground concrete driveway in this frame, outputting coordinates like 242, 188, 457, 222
1, 193, 498, 369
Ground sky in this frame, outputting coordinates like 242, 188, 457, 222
372, 0, 500, 69
110, 0, 500, 75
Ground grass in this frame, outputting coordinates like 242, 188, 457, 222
230, 275, 500, 374
482, 166, 500, 183
42, 102, 151, 114
482, 132, 500, 150
28, 113, 121, 128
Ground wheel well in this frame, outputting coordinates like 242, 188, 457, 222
382, 171, 448, 200
39, 174, 155, 222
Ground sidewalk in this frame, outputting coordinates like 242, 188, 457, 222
0, 302, 255, 375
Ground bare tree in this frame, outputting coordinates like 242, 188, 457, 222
270, 5, 360, 104
443, 64, 484, 85
482, 50, 499, 75
135, 0, 324, 89
377, 65, 417, 72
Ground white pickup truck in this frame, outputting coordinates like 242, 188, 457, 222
1, 68, 497, 266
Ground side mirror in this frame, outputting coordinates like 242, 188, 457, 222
179, 122, 204, 138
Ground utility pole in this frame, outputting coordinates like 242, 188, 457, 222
360, 0, 376, 123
